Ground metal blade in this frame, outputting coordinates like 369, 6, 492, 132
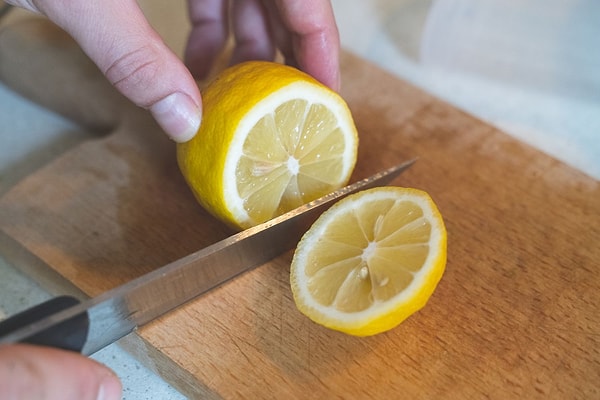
0, 159, 415, 354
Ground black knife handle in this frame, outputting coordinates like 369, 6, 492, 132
0, 295, 89, 353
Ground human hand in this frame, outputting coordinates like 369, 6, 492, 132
5, 0, 340, 143
185, 0, 340, 91
0, 344, 122, 400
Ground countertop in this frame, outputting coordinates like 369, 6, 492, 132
1, 1, 598, 398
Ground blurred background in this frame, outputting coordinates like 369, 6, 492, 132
332, 0, 599, 179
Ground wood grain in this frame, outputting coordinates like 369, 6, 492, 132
1, 17, 599, 399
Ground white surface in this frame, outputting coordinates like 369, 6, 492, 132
1, 1, 598, 399
332, 0, 600, 179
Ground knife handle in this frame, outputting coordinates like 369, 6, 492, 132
0, 295, 89, 353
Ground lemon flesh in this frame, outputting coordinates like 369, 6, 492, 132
177, 61, 358, 230
290, 187, 447, 336
237, 98, 349, 225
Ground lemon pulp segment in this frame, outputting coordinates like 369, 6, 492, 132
235, 97, 350, 225
306, 199, 430, 311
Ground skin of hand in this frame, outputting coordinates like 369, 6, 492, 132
5, 0, 340, 143
0, 344, 122, 400
0, 0, 339, 398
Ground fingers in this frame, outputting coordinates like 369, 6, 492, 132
186, 0, 229, 79
0, 344, 122, 400
229, 0, 275, 66
272, 0, 341, 91
25, 0, 201, 142
184, 0, 340, 91
8, 0, 340, 141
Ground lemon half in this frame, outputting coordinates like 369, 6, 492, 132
290, 187, 447, 336
177, 61, 358, 230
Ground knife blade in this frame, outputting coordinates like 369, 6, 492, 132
0, 159, 414, 355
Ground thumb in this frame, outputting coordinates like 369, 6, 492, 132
0, 344, 122, 400
34, 0, 201, 142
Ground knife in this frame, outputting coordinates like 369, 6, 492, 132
0, 160, 414, 355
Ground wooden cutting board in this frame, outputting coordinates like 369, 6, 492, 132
1, 17, 599, 399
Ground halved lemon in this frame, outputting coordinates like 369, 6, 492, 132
177, 61, 358, 230
290, 187, 447, 336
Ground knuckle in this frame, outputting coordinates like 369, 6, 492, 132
104, 45, 162, 106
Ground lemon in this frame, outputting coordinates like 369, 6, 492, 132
290, 187, 447, 336
177, 61, 358, 230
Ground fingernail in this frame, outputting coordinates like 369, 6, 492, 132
151, 92, 201, 143
97, 374, 122, 400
